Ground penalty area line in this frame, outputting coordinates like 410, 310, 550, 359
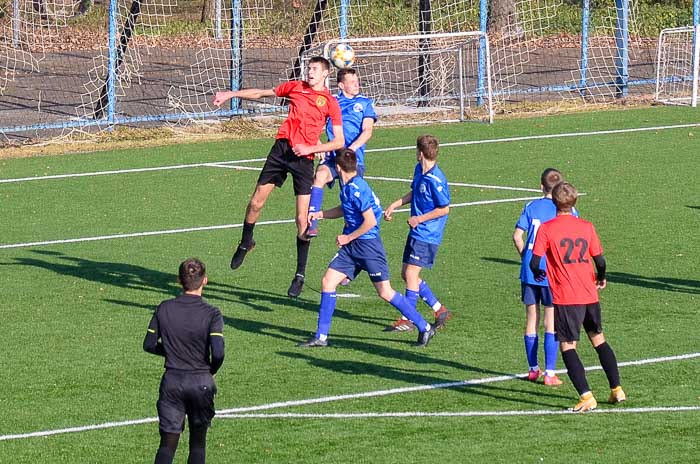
0, 352, 697, 441
218, 406, 700, 420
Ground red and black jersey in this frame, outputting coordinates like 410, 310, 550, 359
532, 214, 603, 305
274, 81, 342, 159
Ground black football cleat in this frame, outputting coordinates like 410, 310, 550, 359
415, 325, 436, 347
287, 273, 305, 297
230, 240, 255, 270
298, 337, 328, 347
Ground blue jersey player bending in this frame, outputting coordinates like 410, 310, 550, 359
300, 148, 436, 348
513, 168, 575, 386
306, 68, 377, 238
383, 135, 452, 332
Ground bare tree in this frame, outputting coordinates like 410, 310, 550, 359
201, 0, 215, 23
488, 0, 524, 41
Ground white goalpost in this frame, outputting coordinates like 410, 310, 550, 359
305, 31, 494, 124
655, 25, 700, 107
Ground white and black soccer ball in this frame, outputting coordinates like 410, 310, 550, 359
331, 43, 355, 69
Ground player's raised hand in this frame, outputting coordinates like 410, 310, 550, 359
336, 234, 351, 247
407, 216, 421, 228
596, 278, 607, 290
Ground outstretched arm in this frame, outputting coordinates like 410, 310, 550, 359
213, 88, 276, 106
384, 191, 412, 221
309, 205, 344, 224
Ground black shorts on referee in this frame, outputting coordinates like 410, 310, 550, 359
157, 370, 217, 433
258, 139, 314, 196
554, 302, 603, 342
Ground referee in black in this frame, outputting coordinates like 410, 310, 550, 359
143, 258, 225, 464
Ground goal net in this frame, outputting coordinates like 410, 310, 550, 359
655, 25, 700, 107
303, 32, 494, 123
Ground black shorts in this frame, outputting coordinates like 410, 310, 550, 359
258, 139, 314, 196
157, 370, 217, 433
554, 302, 603, 342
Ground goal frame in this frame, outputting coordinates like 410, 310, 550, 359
655, 25, 700, 107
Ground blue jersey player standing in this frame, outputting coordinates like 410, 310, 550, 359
300, 148, 436, 348
383, 135, 452, 332
306, 68, 377, 239
513, 168, 575, 386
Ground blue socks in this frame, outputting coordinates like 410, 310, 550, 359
524, 334, 539, 370
418, 280, 440, 310
308, 186, 324, 231
390, 292, 429, 332
315, 291, 336, 340
544, 332, 558, 373
405, 289, 419, 309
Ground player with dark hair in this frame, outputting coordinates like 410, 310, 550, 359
530, 183, 626, 412
300, 148, 436, 348
213, 56, 345, 298
513, 168, 570, 386
382, 135, 452, 332
143, 258, 225, 463
306, 67, 377, 238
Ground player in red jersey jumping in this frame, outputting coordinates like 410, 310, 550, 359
530, 182, 626, 412
213, 57, 345, 297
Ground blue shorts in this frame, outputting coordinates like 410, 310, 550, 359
521, 282, 553, 306
320, 156, 365, 188
402, 236, 439, 269
329, 237, 390, 282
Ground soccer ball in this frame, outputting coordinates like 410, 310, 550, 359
331, 43, 355, 69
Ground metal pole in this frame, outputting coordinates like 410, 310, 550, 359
693, 24, 700, 107
614, 0, 629, 97
107, 0, 118, 123
418, 0, 432, 107
580, 0, 590, 95
458, 47, 465, 121
477, 0, 487, 106
340, 0, 349, 39
230, 0, 243, 111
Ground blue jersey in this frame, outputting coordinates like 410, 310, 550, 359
340, 176, 383, 240
516, 198, 578, 285
326, 92, 377, 166
409, 163, 450, 245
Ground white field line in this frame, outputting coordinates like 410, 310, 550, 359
3, 121, 698, 185
365, 122, 700, 153
1, 352, 697, 442
0, 196, 537, 250
0, 158, 267, 184
364, 175, 540, 192
0, 219, 293, 250
219, 406, 700, 420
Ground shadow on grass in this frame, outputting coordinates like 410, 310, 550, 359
480, 257, 521, 267
478, 255, 699, 295
279, 351, 570, 408
607, 271, 699, 295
